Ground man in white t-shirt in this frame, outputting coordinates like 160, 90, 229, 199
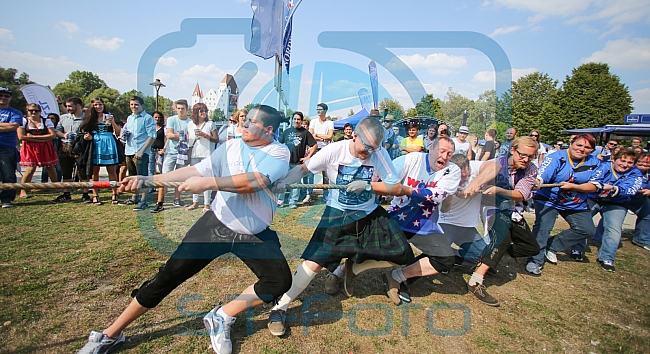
76, 106, 291, 354
309, 103, 334, 198
266, 117, 414, 336
152, 99, 190, 212
452, 125, 472, 159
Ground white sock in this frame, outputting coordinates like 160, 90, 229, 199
332, 265, 344, 278
391, 268, 407, 283
273, 262, 317, 312
216, 307, 236, 324
468, 272, 484, 286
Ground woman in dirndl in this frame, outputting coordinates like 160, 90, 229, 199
79, 97, 122, 205
17, 103, 59, 198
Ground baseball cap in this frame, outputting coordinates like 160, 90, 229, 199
458, 126, 469, 134
0, 87, 12, 95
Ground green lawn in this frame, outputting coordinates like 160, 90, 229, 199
1, 191, 649, 353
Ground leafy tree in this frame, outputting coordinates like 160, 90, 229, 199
414, 94, 443, 119
495, 90, 512, 125
405, 107, 418, 118
53, 70, 106, 99
211, 108, 226, 122
348, 109, 355, 117
379, 98, 405, 121
85, 87, 123, 120
440, 88, 473, 129
558, 62, 633, 129
467, 89, 496, 137
0, 66, 35, 113
511, 72, 558, 138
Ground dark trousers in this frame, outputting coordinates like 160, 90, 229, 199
0, 147, 17, 203
479, 211, 540, 269
133, 211, 292, 308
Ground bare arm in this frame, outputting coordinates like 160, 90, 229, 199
165, 127, 179, 141
0, 122, 20, 132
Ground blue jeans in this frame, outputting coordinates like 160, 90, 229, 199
190, 157, 211, 205
301, 172, 314, 198
575, 197, 650, 251
529, 201, 596, 266
0, 147, 18, 203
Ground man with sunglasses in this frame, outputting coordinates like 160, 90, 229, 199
593, 139, 618, 161
0, 87, 22, 208
77, 105, 292, 354
266, 117, 414, 336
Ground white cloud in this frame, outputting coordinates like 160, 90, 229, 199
392, 53, 468, 75
490, 0, 650, 27
56, 21, 79, 34
581, 38, 650, 71
631, 87, 650, 106
324, 80, 368, 97
97, 69, 137, 94
158, 57, 178, 67
0, 28, 15, 42
0, 50, 86, 85
84, 37, 124, 51
490, 25, 523, 37
472, 67, 538, 85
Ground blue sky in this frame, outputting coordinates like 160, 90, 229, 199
1, 0, 649, 119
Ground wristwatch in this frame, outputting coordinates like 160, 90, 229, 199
365, 182, 372, 192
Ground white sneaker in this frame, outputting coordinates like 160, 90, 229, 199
77, 331, 125, 354
203, 306, 235, 354
301, 195, 311, 204
545, 250, 558, 265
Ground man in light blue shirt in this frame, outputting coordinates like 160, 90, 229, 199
120, 96, 156, 210
152, 99, 190, 213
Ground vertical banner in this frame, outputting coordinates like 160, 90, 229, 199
229, 94, 238, 113
368, 60, 379, 110
358, 88, 373, 113
20, 84, 60, 118
282, 0, 302, 73
249, 0, 285, 59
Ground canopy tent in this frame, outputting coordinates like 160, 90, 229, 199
333, 108, 370, 129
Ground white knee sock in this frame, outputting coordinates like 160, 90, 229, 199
273, 262, 317, 312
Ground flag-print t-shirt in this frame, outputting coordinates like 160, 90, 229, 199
388, 152, 461, 235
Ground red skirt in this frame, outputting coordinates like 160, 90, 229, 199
20, 141, 59, 167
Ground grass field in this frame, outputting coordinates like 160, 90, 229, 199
1, 191, 649, 354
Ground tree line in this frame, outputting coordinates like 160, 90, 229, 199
1, 62, 633, 144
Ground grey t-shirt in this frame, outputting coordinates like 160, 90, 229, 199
57, 112, 85, 136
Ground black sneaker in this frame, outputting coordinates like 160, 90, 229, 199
267, 309, 287, 336
77, 331, 125, 354
53, 193, 72, 203
132, 201, 149, 211
150, 203, 165, 213
570, 250, 584, 262
466, 282, 500, 307
81, 193, 92, 203
172, 199, 185, 207
118, 198, 138, 206
597, 259, 616, 272
398, 282, 412, 303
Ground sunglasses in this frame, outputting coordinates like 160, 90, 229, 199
229, 119, 237, 123
316, 108, 325, 112
28, 109, 41, 113
198, 109, 208, 113
530, 134, 539, 137
607, 142, 618, 146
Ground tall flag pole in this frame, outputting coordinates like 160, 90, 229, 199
368, 60, 379, 110
282, 0, 302, 74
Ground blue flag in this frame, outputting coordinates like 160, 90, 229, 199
368, 60, 379, 110
249, 0, 284, 59
358, 88, 372, 113
282, 0, 302, 73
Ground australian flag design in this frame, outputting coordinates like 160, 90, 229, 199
387, 176, 449, 235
